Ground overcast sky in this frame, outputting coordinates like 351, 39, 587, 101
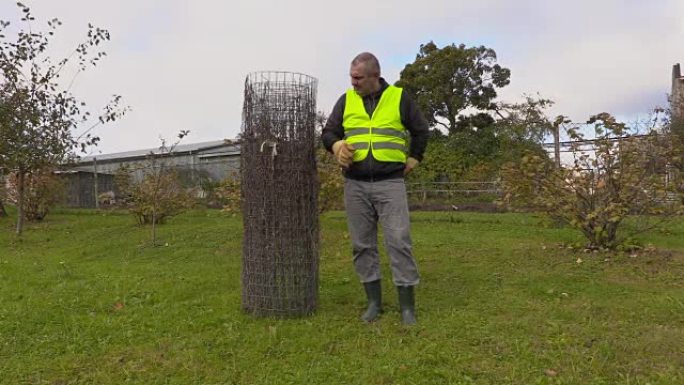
2, 0, 683, 155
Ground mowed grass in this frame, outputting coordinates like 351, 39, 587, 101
0, 208, 683, 385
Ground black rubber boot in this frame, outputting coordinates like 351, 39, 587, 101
361, 280, 383, 322
397, 285, 416, 325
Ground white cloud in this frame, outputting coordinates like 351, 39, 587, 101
1, 0, 682, 154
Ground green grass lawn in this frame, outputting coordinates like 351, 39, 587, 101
1, 208, 683, 384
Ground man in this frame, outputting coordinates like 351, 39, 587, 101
322, 52, 429, 324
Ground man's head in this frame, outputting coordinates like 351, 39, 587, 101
350, 52, 381, 96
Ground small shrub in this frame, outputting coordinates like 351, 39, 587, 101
116, 167, 192, 225
501, 112, 683, 250
7, 168, 64, 221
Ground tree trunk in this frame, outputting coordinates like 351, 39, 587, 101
152, 205, 157, 246
16, 172, 25, 235
0, 172, 6, 217
553, 124, 561, 169
94, 157, 99, 209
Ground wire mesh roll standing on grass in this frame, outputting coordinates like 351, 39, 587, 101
240, 71, 319, 317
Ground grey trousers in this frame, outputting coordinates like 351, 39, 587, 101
343, 178, 420, 286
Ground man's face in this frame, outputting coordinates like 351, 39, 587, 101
350, 62, 379, 97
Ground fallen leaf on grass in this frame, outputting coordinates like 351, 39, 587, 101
544, 368, 558, 377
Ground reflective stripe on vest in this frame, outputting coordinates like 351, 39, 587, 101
342, 85, 407, 163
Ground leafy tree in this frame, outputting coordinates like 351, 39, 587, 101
494, 95, 555, 143
115, 132, 193, 246
0, 3, 126, 234
493, 95, 562, 168
396, 41, 510, 135
396, 42, 552, 192
405, 134, 452, 183
407, 132, 485, 183
408, 96, 553, 185
501, 112, 682, 250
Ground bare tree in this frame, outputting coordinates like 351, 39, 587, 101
115, 131, 192, 246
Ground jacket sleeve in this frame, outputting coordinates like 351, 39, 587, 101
321, 95, 346, 153
400, 92, 430, 162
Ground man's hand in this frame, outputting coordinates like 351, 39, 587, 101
332, 140, 355, 168
404, 157, 419, 175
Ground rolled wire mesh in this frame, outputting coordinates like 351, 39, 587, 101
240, 71, 319, 317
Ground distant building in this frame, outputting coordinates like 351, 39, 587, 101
57, 170, 116, 208
62, 139, 241, 208
672, 63, 684, 122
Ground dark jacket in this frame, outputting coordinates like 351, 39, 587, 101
321, 78, 429, 181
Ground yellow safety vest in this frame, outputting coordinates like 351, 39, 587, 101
342, 85, 407, 163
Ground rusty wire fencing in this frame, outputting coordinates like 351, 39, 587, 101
240, 71, 319, 317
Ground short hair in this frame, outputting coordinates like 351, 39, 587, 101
351, 52, 381, 76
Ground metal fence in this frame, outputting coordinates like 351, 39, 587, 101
407, 181, 501, 202
240, 71, 320, 317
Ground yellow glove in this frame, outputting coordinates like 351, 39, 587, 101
332, 140, 355, 168
404, 157, 419, 175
